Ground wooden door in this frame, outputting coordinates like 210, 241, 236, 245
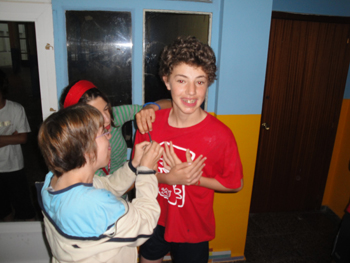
250, 13, 350, 213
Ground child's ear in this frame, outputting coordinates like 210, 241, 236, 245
162, 76, 171, 91
84, 151, 95, 165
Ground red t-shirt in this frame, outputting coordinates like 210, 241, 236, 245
134, 108, 243, 243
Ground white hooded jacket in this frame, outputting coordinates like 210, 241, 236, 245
36, 162, 160, 263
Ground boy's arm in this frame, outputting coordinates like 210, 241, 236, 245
198, 177, 243, 193
0, 132, 27, 148
198, 133, 243, 192
136, 99, 172, 134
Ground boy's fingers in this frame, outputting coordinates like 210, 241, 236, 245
170, 141, 175, 154
135, 113, 145, 134
187, 157, 206, 173
149, 110, 156, 123
164, 142, 170, 155
170, 142, 182, 164
191, 172, 203, 184
146, 116, 153, 132
163, 152, 174, 167
136, 108, 155, 134
186, 149, 192, 163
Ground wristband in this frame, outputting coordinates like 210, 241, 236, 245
143, 102, 161, 110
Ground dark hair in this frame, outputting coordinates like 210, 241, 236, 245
0, 69, 9, 98
38, 104, 104, 177
59, 80, 115, 127
159, 36, 217, 85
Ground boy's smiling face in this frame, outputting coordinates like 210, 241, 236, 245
163, 63, 208, 118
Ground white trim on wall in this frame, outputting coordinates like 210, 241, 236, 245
0, 0, 57, 120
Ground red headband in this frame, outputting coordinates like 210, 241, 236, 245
63, 80, 97, 108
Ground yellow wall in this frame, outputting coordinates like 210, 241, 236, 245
204, 100, 349, 257
208, 114, 261, 257
323, 99, 350, 218
207, 101, 350, 256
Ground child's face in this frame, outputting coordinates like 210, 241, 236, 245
95, 127, 111, 169
163, 63, 208, 117
87, 97, 112, 135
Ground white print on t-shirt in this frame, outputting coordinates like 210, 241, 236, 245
0, 121, 12, 135
158, 142, 196, 208
0, 121, 11, 127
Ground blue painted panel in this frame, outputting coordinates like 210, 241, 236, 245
52, 0, 221, 111
52, 0, 349, 114
217, 0, 273, 115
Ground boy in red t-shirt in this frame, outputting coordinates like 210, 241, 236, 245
135, 36, 244, 263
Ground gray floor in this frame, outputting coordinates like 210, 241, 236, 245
160, 208, 341, 263
243, 208, 341, 263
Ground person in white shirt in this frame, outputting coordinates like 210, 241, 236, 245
0, 70, 35, 221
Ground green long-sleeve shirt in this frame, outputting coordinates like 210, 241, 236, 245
95, 104, 142, 177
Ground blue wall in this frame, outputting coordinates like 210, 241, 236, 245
52, 0, 223, 112
217, 1, 272, 115
51, 0, 273, 115
272, 0, 350, 99
52, 0, 350, 117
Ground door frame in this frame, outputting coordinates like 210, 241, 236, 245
0, 0, 57, 120
250, 12, 350, 212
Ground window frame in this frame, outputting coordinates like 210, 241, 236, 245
142, 9, 212, 110
0, 0, 58, 120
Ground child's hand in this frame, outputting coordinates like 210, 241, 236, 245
140, 141, 164, 170
132, 141, 151, 168
165, 155, 206, 186
162, 141, 187, 170
135, 106, 155, 134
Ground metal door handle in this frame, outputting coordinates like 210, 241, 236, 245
262, 123, 270, 130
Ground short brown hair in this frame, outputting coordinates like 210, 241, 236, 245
38, 104, 104, 177
159, 36, 217, 85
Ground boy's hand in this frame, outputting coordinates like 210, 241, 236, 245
162, 141, 187, 170
140, 141, 164, 170
136, 106, 156, 134
161, 155, 206, 186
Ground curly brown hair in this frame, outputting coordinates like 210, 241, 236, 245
159, 36, 217, 85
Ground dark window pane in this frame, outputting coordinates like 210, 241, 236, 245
66, 11, 132, 107
66, 11, 133, 146
144, 11, 210, 105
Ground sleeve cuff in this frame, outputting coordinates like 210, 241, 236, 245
128, 160, 137, 173
136, 166, 157, 175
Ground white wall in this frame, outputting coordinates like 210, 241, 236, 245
0, 222, 50, 263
